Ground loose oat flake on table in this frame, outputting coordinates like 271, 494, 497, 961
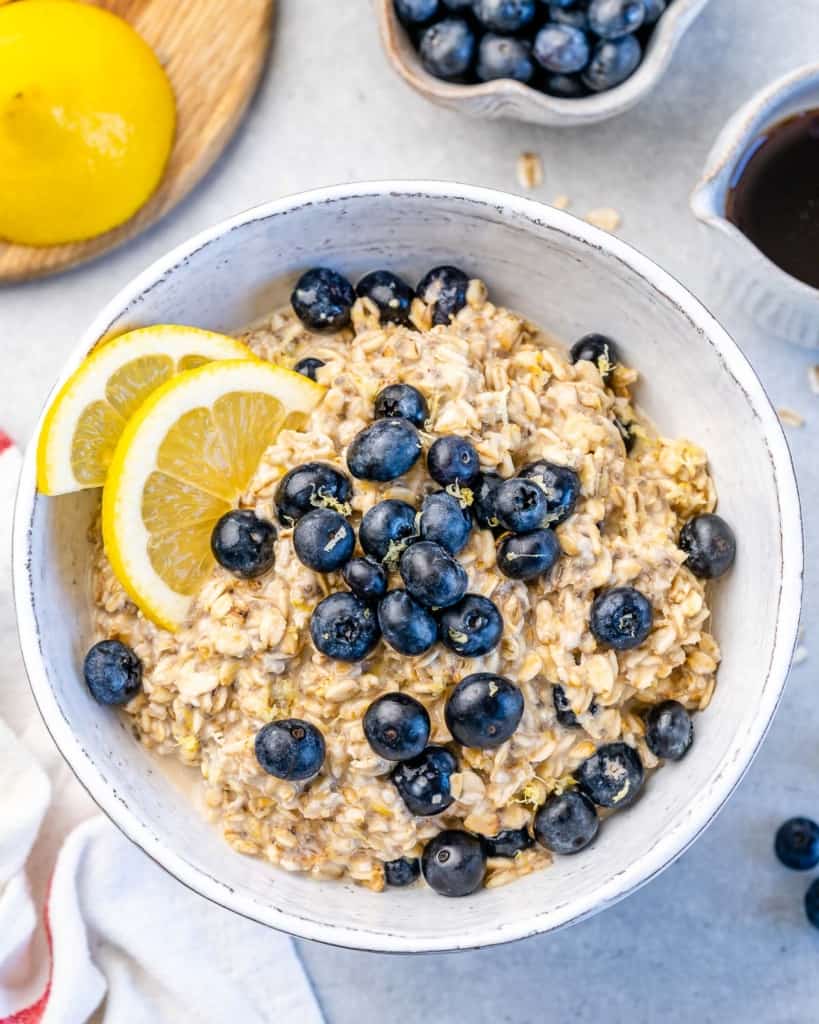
79, 264, 735, 896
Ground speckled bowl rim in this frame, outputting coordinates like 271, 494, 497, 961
13, 181, 803, 953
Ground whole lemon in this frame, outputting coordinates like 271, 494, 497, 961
0, 1, 175, 246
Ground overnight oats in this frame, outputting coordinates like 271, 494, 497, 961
60, 264, 736, 898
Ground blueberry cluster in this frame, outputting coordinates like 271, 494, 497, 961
774, 817, 819, 930
394, 0, 675, 97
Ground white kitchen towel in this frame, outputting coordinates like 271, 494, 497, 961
0, 434, 325, 1024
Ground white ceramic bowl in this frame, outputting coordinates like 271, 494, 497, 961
377, 0, 711, 126
14, 182, 802, 952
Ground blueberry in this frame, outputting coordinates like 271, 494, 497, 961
400, 541, 468, 609
553, 683, 579, 727
254, 719, 325, 781
549, 2, 590, 29
275, 462, 352, 525
419, 19, 476, 82
417, 265, 470, 325
310, 592, 381, 661
483, 827, 533, 858
575, 741, 644, 808
445, 673, 524, 748
394, 0, 441, 25
384, 857, 421, 887
374, 383, 429, 428
497, 528, 561, 581
533, 790, 599, 853
427, 435, 480, 487
541, 72, 589, 97
518, 461, 580, 526
392, 745, 458, 815
364, 692, 431, 761
294, 357, 325, 381
615, 416, 636, 453
442, 0, 474, 7
291, 268, 355, 333
588, 0, 645, 38
533, 24, 590, 75
644, 700, 693, 761
806, 879, 819, 930
422, 830, 486, 897
679, 514, 736, 579
774, 818, 819, 871
569, 332, 619, 383
438, 594, 503, 657
359, 499, 418, 563
378, 590, 439, 656
293, 508, 355, 573
356, 270, 416, 326
494, 477, 549, 533
642, 0, 666, 22
347, 419, 422, 482
473, 0, 536, 33
83, 639, 142, 705
211, 510, 277, 578
582, 34, 642, 91
472, 471, 503, 529
590, 586, 652, 650
477, 34, 535, 83
342, 557, 388, 602
419, 490, 472, 555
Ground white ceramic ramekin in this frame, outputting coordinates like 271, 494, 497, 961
13, 182, 802, 952
377, 0, 712, 126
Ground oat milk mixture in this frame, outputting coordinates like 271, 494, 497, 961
92, 280, 720, 892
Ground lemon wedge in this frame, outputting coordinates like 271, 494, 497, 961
102, 360, 324, 630
37, 326, 252, 496
0, 1, 175, 246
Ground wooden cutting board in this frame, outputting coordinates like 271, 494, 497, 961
0, 0, 273, 282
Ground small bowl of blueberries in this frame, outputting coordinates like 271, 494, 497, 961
377, 0, 711, 125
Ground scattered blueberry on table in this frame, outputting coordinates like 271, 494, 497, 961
211, 509, 277, 579
83, 639, 142, 705
255, 719, 326, 781
421, 829, 487, 896
806, 879, 819, 930
397, 0, 676, 95
774, 817, 819, 871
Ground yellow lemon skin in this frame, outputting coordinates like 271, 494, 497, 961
0, 1, 175, 246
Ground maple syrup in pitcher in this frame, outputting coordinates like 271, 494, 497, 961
726, 108, 819, 290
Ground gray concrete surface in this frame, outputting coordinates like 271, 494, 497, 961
3, 1, 818, 1021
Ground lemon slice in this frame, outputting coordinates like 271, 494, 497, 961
102, 360, 324, 630
37, 326, 252, 495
